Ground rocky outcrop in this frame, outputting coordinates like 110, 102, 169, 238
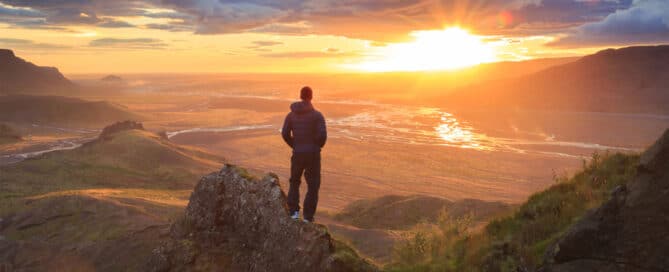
98, 120, 145, 140
149, 165, 376, 272
541, 129, 669, 272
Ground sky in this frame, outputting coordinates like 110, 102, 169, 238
1, 0, 668, 74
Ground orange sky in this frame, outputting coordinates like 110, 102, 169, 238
1, 1, 666, 74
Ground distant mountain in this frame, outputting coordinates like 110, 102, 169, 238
100, 74, 125, 85
101, 75, 123, 82
0, 49, 75, 94
0, 95, 140, 126
440, 45, 669, 114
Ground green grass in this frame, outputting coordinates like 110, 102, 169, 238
0, 129, 224, 217
386, 151, 639, 272
332, 238, 380, 272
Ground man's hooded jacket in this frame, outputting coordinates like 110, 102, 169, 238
281, 101, 327, 153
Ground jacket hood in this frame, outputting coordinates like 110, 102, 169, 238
290, 101, 314, 114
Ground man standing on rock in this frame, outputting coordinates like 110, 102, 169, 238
281, 86, 327, 223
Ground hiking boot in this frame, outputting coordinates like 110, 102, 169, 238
290, 211, 299, 220
303, 218, 314, 223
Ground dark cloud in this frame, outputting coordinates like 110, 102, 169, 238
0, 2, 42, 17
98, 19, 134, 28
156, 0, 636, 41
549, 0, 669, 47
141, 10, 191, 19
1, 0, 656, 46
0, 0, 152, 26
89, 38, 167, 49
143, 23, 191, 32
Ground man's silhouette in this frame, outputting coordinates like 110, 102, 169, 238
282, 86, 327, 222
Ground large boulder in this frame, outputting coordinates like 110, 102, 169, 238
149, 164, 375, 272
541, 129, 669, 272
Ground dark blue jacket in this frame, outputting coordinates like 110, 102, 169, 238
282, 101, 327, 153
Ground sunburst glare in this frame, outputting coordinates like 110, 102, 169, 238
352, 27, 497, 72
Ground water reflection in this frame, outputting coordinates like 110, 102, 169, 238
327, 105, 639, 158
328, 106, 491, 150
433, 111, 483, 149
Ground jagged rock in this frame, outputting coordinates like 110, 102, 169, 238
98, 120, 144, 140
148, 164, 375, 272
541, 129, 669, 272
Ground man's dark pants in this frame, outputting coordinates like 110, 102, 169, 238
287, 151, 321, 221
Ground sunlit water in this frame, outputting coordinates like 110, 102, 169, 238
322, 104, 644, 158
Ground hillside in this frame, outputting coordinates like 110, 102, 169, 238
0, 122, 225, 271
0, 95, 140, 126
385, 137, 656, 271
0, 146, 375, 271
0, 49, 74, 94
440, 45, 669, 114
542, 129, 669, 271
1, 121, 224, 203
335, 195, 510, 230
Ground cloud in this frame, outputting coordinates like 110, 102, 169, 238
98, 19, 134, 28
0, 0, 149, 26
549, 0, 669, 47
0, 38, 69, 49
0, 2, 42, 17
246, 40, 284, 51
261, 50, 358, 58
89, 38, 167, 49
0, 0, 647, 44
251, 40, 284, 47
155, 0, 636, 41
143, 23, 192, 32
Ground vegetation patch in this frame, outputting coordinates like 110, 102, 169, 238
386, 152, 639, 272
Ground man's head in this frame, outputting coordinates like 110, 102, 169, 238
300, 86, 313, 101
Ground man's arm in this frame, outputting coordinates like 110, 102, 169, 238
316, 112, 327, 148
281, 113, 294, 148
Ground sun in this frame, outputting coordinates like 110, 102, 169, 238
352, 27, 497, 72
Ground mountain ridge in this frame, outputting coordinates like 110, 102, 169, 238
439, 45, 669, 114
0, 49, 75, 94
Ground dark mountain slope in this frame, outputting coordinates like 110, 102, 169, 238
441, 45, 669, 114
0, 49, 74, 94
